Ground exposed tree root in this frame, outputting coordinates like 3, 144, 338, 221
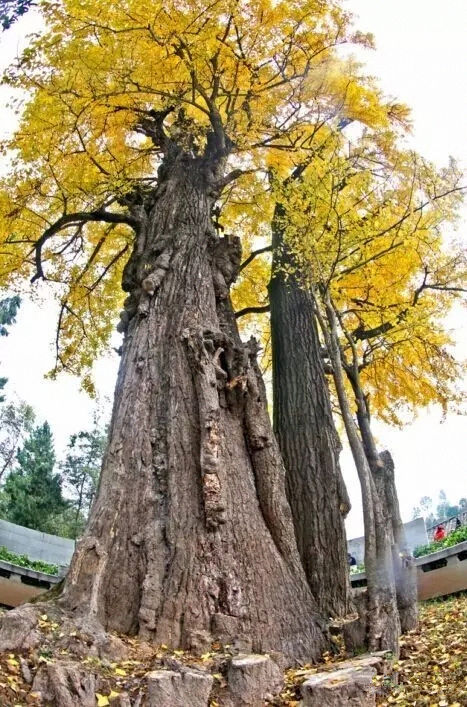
0, 601, 133, 704
0, 600, 287, 705
0, 602, 128, 662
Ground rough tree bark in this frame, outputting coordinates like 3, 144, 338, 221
57, 148, 327, 663
322, 290, 418, 636
374, 451, 418, 633
351, 381, 418, 633
316, 291, 400, 655
269, 223, 351, 619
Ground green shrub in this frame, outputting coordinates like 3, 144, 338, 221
0, 545, 58, 575
413, 525, 467, 558
350, 563, 365, 575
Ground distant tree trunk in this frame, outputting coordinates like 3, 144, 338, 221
60, 152, 327, 663
375, 451, 418, 633
316, 291, 400, 655
269, 224, 351, 619
351, 383, 418, 633
74, 475, 85, 538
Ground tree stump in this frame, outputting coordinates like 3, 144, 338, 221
301, 665, 377, 706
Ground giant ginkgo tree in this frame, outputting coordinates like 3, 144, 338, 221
0, 0, 379, 661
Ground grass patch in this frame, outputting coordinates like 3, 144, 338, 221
0, 545, 58, 575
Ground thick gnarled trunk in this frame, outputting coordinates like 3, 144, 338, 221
269, 262, 351, 619
60, 155, 326, 663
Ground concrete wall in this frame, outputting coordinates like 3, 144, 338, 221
0, 559, 61, 608
347, 517, 428, 564
416, 540, 467, 601
0, 575, 44, 607
0, 519, 75, 566
350, 540, 467, 601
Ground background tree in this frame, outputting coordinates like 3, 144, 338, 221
228, 117, 464, 647
224, 67, 407, 621
1, 421, 68, 533
0, 400, 35, 481
0, 0, 34, 31
285, 135, 464, 643
60, 421, 107, 538
412, 495, 436, 525
434, 491, 466, 524
413, 492, 467, 529
305, 149, 462, 637
0, 296, 21, 402
266, 93, 412, 622
269, 221, 352, 619
315, 289, 401, 652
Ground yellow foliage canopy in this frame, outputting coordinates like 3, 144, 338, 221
0, 0, 389, 382
231, 126, 466, 423
0, 0, 462, 419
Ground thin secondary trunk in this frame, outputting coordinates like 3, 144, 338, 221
375, 451, 418, 633
351, 383, 418, 633
74, 476, 85, 538
269, 229, 351, 619
316, 291, 400, 655
60, 153, 326, 663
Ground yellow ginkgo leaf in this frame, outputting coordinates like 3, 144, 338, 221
95, 693, 110, 707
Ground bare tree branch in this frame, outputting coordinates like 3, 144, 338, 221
30, 210, 137, 283
214, 168, 258, 191
235, 304, 270, 318
239, 245, 272, 272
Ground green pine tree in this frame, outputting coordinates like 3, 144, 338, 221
1, 1, 34, 31
2, 421, 69, 533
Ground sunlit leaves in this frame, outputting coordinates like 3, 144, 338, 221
0, 0, 463, 410
0, 0, 370, 381
276, 130, 465, 423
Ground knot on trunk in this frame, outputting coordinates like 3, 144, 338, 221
378, 449, 395, 474
211, 235, 242, 300
141, 249, 172, 296
185, 328, 248, 390
61, 536, 109, 616
244, 336, 261, 359
182, 328, 264, 531
118, 241, 173, 333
